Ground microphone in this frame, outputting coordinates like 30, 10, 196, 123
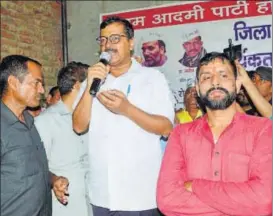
89, 51, 111, 96
228, 39, 233, 60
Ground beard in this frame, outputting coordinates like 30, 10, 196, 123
144, 55, 160, 67
199, 87, 237, 110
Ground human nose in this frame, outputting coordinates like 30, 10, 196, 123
38, 83, 45, 94
211, 74, 220, 87
188, 43, 194, 50
104, 37, 112, 49
143, 49, 150, 56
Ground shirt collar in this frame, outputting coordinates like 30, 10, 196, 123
51, 100, 71, 115
130, 58, 142, 70
200, 111, 243, 129
108, 58, 141, 79
1, 101, 34, 128
183, 109, 203, 119
194, 111, 243, 143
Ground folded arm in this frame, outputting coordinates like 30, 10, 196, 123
157, 126, 222, 215
192, 123, 272, 215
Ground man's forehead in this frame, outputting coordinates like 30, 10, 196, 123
142, 40, 158, 47
185, 36, 200, 43
185, 87, 196, 96
101, 23, 124, 36
201, 58, 232, 68
26, 61, 43, 78
26, 61, 41, 69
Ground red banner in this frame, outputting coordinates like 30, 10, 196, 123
102, 1, 272, 30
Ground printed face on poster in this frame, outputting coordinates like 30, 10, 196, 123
101, 0, 272, 110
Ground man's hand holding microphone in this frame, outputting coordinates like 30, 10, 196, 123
87, 52, 111, 96
87, 52, 132, 116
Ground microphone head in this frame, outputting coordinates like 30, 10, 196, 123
228, 39, 232, 45
99, 52, 111, 63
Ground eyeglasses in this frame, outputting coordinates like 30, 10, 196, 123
96, 34, 127, 46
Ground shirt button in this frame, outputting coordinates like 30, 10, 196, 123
214, 171, 219, 176
215, 151, 220, 156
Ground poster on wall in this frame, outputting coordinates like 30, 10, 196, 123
100, 0, 272, 110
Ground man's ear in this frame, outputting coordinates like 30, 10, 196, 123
73, 81, 81, 91
8, 75, 20, 92
129, 38, 134, 51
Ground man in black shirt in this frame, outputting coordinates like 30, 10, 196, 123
236, 63, 272, 117
245, 66, 272, 116
252, 66, 272, 105
0, 55, 69, 216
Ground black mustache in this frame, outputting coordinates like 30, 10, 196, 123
105, 48, 117, 53
206, 87, 229, 96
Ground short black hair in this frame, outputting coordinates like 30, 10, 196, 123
247, 70, 255, 79
57, 61, 89, 96
48, 86, 59, 97
100, 16, 134, 39
255, 66, 272, 83
0, 55, 42, 98
196, 52, 237, 81
158, 40, 166, 53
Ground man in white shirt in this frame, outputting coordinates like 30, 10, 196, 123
73, 16, 174, 216
35, 62, 91, 216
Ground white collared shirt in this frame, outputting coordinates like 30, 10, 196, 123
87, 59, 174, 211
34, 101, 90, 216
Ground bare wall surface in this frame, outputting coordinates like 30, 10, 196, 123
0, 1, 62, 87
67, 1, 181, 65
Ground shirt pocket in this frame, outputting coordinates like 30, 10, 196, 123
129, 82, 153, 112
227, 152, 250, 182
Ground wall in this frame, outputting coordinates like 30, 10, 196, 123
67, 0, 180, 65
0, 1, 62, 87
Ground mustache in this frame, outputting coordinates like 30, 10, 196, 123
206, 87, 229, 96
105, 48, 117, 53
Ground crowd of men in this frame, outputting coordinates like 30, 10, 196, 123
1, 16, 272, 216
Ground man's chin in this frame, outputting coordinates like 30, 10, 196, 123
27, 102, 40, 108
207, 100, 235, 110
144, 61, 155, 67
